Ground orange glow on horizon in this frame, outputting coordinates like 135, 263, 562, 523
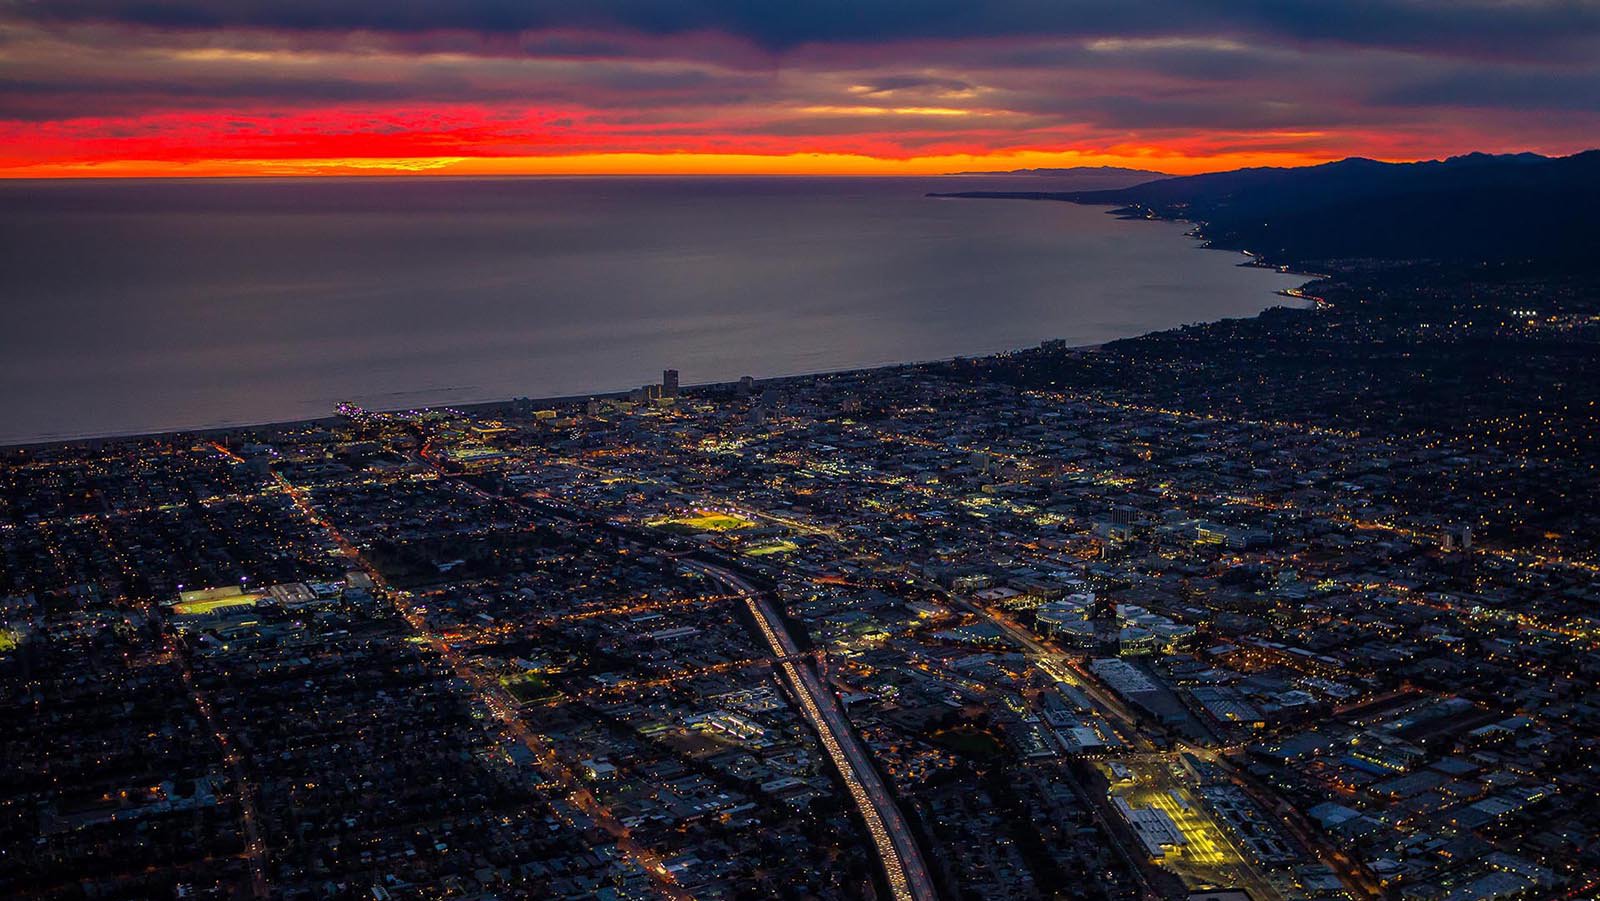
2, 10, 1593, 183
0, 147, 1346, 179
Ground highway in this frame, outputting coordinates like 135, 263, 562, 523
686, 561, 939, 901
413, 430, 1391, 899
430, 456, 939, 899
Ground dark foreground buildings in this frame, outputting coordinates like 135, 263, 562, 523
4, 230, 1599, 900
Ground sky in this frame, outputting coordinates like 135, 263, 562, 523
2, 1, 1597, 178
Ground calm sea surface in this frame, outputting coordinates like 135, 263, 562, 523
0, 176, 1304, 445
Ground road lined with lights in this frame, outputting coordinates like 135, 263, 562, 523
237, 443, 692, 900
177, 655, 270, 899
1181, 742, 1383, 897
686, 561, 938, 901
419, 450, 937, 899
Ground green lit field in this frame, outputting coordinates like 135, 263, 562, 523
744, 539, 799, 556
500, 672, 562, 704
0, 629, 19, 653
172, 594, 263, 616
648, 510, 757, 533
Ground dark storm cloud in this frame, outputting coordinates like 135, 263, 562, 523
1373, 69, 1600, 112
3, 0, 1597, 173
12, 0, 1600, 58
0, 22, 776, 121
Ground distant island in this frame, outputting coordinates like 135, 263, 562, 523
946, 165, 1169, 180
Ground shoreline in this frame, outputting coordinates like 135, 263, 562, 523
2, 202, 1313, 454
1, 289, 1316, 454
1, 287, 1313, 456
934, 191, 1332, 281
0, 351, 1083, 453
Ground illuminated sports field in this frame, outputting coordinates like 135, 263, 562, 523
649, 510, 758, 532
171, 593, 264, 616
745, 540, 800, 557
499, 672, 562, 704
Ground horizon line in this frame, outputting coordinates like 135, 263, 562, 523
1, 147, 1588, 181
0, 148, 1528, 181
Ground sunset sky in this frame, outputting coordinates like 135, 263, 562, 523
2, 1, 1597, 178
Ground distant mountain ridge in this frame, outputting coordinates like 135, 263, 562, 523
947, 165, 1169, 179
933, 150, 1600, 268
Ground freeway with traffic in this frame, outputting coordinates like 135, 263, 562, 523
686, 560, 940, 901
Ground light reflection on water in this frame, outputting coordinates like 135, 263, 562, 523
0, 176, 1304, 443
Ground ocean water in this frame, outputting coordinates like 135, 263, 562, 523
0, 176, 1304, 445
